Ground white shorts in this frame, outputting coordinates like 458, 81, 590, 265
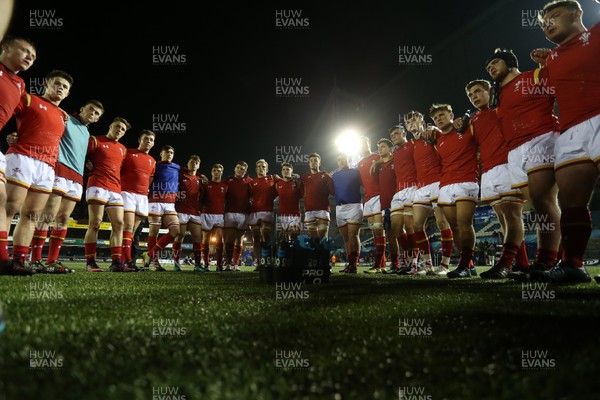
248, 211, 274, 226
148, 202, 177, 216
507, 131, 558, 188
122, 191, 149, 216
304, 210, 330, 224
200, 213, 224, 231
177, 212, 201, 225
413, 182, 440, 207
363, 196, 381, 217
0, 152, 6, 183
277, 214, 302, 231
224, 212, 249, 230
335, 203, 363, 227
480, 164, 522, 204
391, 186, 416, 213
52, 176, 83, 201
554, 114, 600, 170
438, 182, 479, 206
5, 153, 54, 192
86, 186, 123, 207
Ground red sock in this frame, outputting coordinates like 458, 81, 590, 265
390, 252, 399, 268
536, 248, 558, 268
172, 240, 182, 262
151, 234, 175, 259
441, 228, 454, 258
224, 243, 234, 266
374, 236, 386, 268
30, 229, 48, 262
515, 241, 529, 268
233, 244, 242, 266
193, 242, 202, 265
122, 230, 133, 263
47, 229, 68, 264
12, 245, 29, 264
560, 207, 591, 268
85, 242, 97, 263
413, 230, 431, 256
459, 248, 474, 267
0, 231, 9, 261
147, 236, 157, 255
202, 243, 209, 266
110, 246, 122, 262
498, 242, 520, 269
215, 243, 224, 267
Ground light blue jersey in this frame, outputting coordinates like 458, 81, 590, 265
57, 115, 89, 176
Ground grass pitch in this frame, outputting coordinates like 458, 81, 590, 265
1, 262, 600, 400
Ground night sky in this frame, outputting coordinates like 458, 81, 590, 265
3, 0, 600, 176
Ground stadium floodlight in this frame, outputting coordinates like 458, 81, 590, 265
335, 129, 361, 157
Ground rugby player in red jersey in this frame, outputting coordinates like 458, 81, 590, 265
83, 117, 133, 272
460, 80, 529, 279
223, 161, 252, 271
274, 162, 303, 266
357, 136, 387, 272
369, 139, 397, 273
248, 159, 278, 270
527, 0, 600, 283
120, 130, 156, 270
388, 125, 420, 273
200, 164, 228, 271
404, 111, 454, 275
302, 152, 335, 241
486, 48, 561, 280
3, 70, 72, 274
0, 36, 36, 274
172, 155, 203, 271
429, 104, 479, 278
142, 145, 180, 271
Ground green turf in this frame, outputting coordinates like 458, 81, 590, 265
1, 263, 600, 400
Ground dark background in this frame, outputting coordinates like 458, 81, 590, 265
3, 0, 600, 176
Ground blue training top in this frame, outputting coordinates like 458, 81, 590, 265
57, 116, 90, 175
332, 168, 362, 205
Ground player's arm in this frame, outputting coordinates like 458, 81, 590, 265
85, 136, 97, 170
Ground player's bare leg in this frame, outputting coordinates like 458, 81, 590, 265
83, 203, 106, 271
365, 214, 385, 273
433, 206, 453, 272
9, 191, 50, 266
522, 169, 561, 269
148, 213, 179, 271
106, 205, 126, 269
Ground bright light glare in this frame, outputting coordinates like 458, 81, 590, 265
335, 130, 361, 157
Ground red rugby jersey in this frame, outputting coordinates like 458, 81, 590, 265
0, 63, 26, 129
496, 70, 559, 150
224, 175, 252, 214
392, 140, 417, 191
249, 175, 278, 213
435, 129, 478, 187
357, 153, 380, 201
7, 94, 66, 167
302, 171, 334, 212
376, 159, 396, 209
276, 178, 303, 215
201, 181, 227, 214
121, 148, 156, 195
412, 137, 442, 187
469, 108, 509, 173
543, 23, 600, 131
176, 169, 202, 215
86, 135, 127, 192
